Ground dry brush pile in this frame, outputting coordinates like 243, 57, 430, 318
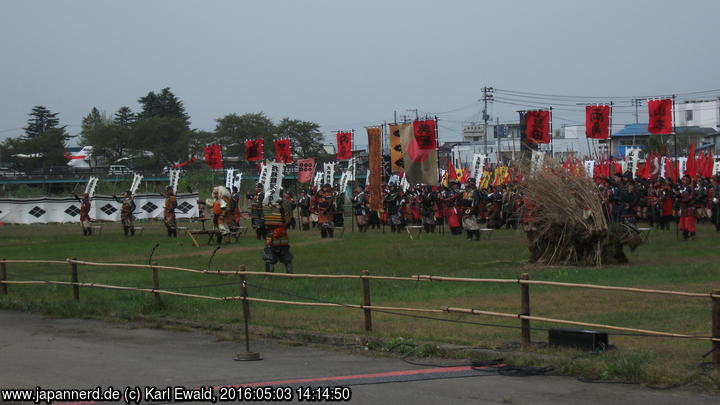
521, 164, 640, 266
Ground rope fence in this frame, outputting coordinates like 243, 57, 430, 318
0, 258, 718, 367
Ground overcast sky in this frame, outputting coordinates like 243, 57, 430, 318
1, 0, 719, 146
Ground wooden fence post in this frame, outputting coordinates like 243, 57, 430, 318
151, 262, 161, 308
712, 289, 720, 368
361, 270, 372, 332
520, 273, 531, 348
70, 257, 79, 301
1, 259, 7, 295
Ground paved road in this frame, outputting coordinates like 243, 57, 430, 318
0, 311, 716, 404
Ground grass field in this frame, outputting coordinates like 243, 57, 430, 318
1, 219, 719, 389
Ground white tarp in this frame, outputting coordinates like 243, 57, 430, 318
0, 193, 199, 225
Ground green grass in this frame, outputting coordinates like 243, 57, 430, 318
0, 220, 719, 389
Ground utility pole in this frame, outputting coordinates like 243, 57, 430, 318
406, 109, 419, 121
632, 98, 643, 124
481, 87, 494, 155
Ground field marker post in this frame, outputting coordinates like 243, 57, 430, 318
361, 270, 372, 332
151, 262, 161, 308
712, 289, 720, 368
70, 257, 79, 301
520, 273, 531, 348
235, 265, 261, 361
1, 259, 7, 295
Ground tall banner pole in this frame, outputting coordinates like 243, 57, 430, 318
672, 95, 679, 241
549, 107, 554, 159
609, 101, 614, 159
351, 129, 355, 233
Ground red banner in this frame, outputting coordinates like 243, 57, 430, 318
336, 131, 353, 160
585, 105, 610, 139
204, 144, 223, 169
648, 99, 673, 135
664, 158, 678, 182
297, 158, 315, 183
525, 110, 551, 144
274, 138, 293, 163
413, 119, 437, 150
245, 139, 264, 161
685, 144, 697, 178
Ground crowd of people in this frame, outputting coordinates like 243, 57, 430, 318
69, 171, 720, 246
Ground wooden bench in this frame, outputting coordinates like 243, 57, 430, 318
406, 225, 423, 240
334, 226, 345, 238
186, 229, 223, 247
133, 226, 144, 236
90, 225, 102, 235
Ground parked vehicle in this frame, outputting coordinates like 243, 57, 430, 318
108, 165, 133, 175
0, 167, 25, 178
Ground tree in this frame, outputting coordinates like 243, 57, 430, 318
23, 106, 61, 138
214, 113, 275, 159
188, 129, 219, 157
129, 117, 190, 168
113, 106, 136, 128
2, 127, 67, 171
275, 118, 326, 159
137, 88, 190, 128
80, 107, 111, 146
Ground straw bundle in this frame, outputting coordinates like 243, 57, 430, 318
521, 164, 639, 266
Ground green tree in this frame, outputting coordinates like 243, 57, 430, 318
113, 106, 136, 128
23, 106, 61, 138
80, 107, 112, 146
2, 127, 67, 171
214, 112, 275, 159
137, 87, 190, 128
129, 117, 190, 168
188, 129, 219, 157
275, 118, 326, 159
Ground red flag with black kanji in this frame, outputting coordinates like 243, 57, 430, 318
274, 138, 293, 163
245, 139, 263, 161
585, 105, 610, 139
648, 99, 673, 135
204, 144, 223, 169
336, 131, 353, 160
525, 110, 551, 144
413, 119, 437, 150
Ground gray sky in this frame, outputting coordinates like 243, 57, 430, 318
1, 0, 719, 146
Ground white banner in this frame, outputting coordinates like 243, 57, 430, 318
130, 173, 143, 196
168, 170, 181, 194
583, 160, 595, 178
714, 156, 720, 176
225, 168, 235, 189
677, 157, 688, 177
313, 171, 323, 189
323, 162, 335, 186
470, 153, 487, 182
262, 162, 285, 204
624, 148, 641, 177
0, 193, 199, 225
530, 150, 544, 174
84, 177, 98, 198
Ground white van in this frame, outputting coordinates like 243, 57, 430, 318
108, 165, 133, 175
